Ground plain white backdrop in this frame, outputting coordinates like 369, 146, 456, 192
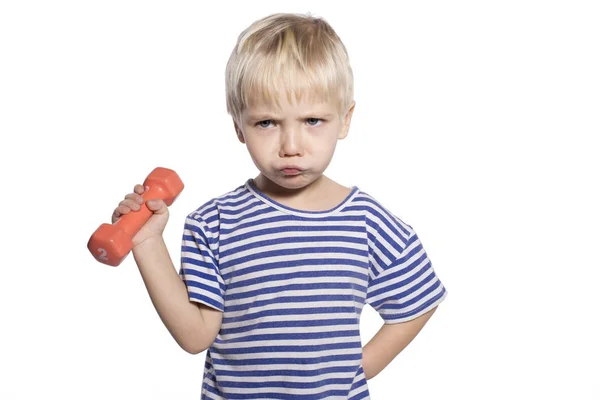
1, 1, 598, 399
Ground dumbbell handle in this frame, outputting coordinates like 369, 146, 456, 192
114, 185, 166, 236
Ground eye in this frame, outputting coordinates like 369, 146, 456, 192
306, 118, 322, 126
257, 120, 273, 128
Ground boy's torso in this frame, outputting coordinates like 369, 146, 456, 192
197, 179, 372, 399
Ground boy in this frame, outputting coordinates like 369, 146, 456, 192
113, 12, 447, 399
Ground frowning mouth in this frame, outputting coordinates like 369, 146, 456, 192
280, 166, 303, 176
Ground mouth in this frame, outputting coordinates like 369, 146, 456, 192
280, 166, 303, 176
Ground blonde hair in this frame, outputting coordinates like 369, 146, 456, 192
225, 13, 354, 124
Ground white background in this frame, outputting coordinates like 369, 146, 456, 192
1, 1, 598, 399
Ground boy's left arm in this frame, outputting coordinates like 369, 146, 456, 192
362, 307, 438, 380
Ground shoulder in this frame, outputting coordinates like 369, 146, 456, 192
187, 181, 251, 222
183, 182, 252, 243
353, 188, 414, 245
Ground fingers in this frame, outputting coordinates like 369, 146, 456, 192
125, 191, 144, 205
111, 184, 167, 223
146, 198, 168, 214
112, 184, 145, 223
134, 184, 145, 195
112, 200, 138, 223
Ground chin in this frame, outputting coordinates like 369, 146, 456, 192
267, 173, 316, 190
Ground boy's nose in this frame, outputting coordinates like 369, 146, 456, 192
279, 128, 304, 157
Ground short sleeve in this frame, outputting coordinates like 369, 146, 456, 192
179, 214, 225, 312
366, 228, 447, 324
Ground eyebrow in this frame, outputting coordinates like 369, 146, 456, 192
247, 113, 334, 121
247, 114, 280, 121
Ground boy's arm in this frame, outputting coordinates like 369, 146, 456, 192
362, 307, 437, 380
133, 237, 222, 354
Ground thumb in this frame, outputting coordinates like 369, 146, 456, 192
146, 199, 167, 214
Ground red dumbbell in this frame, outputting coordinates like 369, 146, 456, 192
88, 167, 184, 266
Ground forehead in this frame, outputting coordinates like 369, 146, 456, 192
244, 90, 339, 117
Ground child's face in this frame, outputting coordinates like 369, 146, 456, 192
234, 94, 355, 192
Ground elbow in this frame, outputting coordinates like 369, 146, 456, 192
178, 303, 222, 355
183, 344, 206, 355
176, 330, 209, 355
180, 338, 208, 355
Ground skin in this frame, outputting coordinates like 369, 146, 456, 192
233, 94, 356, 210
362, 308, 437, 380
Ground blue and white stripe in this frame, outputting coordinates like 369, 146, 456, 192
179, 179, 447, 399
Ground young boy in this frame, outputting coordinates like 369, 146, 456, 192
113, 12, 447, 399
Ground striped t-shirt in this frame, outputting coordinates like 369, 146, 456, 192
179, 179, 448, 399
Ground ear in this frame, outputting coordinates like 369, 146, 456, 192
338, 101, 355, 140
233, 119, 246, 144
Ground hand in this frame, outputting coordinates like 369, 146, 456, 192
111, 184, 169, 247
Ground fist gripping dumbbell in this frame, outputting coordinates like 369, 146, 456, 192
88, 167, 184, 266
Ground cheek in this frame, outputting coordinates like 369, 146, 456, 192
245, 137, 273, 161
311, 132, 339, 152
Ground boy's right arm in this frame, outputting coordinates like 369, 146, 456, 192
113, 184, 222, 354
132, 238, 222, 354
